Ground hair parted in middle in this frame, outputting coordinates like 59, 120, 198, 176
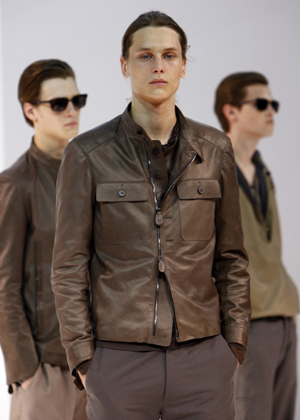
122, 11, 188, 61
214, 72, 268, 132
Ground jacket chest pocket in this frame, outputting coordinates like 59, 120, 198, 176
96, 182, 151, 244
177, 179, 221, 241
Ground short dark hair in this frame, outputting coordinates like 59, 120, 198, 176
122, 11, 188, 60
214, 72, 268, 132
18, 59, 75, 127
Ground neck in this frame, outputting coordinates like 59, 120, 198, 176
227, 129, 260, 168
131, 97, 177, 144
33, 133, 68, 160
227, 128, 261, 186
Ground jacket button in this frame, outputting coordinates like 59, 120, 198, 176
137, 130, 143, 135
198, 187, 204, 194
152, 147, 159, 156
154, 169, 163, 180
119, 189, 126, 197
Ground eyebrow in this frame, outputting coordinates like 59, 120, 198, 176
135, 47, 180, 53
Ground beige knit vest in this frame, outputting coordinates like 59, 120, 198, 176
239, 169, 299, 319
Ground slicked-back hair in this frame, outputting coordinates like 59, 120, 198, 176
122, 11, 188, 60
18, 59, 75, 127
214, 72, 268, 132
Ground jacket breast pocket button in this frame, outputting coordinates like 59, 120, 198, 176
118, 189, 126, 197
197, 186, 204, 194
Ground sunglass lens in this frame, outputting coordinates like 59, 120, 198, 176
72, 95, 87, 109
256, 99, 268, 111
51, 98, 69, 112
271, 101, 279, 112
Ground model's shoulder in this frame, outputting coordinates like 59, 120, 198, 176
71, 114, 122, 154
184, 117, 230, 151
0, 149, 32, 187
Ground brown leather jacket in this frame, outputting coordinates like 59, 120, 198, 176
0, 141, 68, 387
52, 106, 251, 373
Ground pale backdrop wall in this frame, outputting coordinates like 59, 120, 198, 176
1, 0, 299, 418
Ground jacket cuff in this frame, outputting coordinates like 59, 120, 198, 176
67, 340, 95, 374
221, 325, 249, 350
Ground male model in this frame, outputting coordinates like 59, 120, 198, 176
0, 59, 88, 420
52, 12, 251, 420
215, 71, 299, 420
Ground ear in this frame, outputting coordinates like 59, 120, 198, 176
120, 57, 129, 78
222, 104, 239, 125
180, 59, 187, 78
23, 102, 38, 124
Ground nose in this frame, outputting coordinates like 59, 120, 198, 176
152, 56, 164, 73
65, 100, 77, 116
266, 103, 275, 114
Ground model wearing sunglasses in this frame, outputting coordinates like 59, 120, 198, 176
234, 98, 279, 113
0, 60, 88, 420
215, 73, 298, 420
35, 94, 88, 112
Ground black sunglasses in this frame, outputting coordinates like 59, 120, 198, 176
35, 94, 88, 112
235, 98, 280, 113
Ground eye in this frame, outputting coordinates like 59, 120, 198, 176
140, 54, 152, 60
164, 54, 175, 60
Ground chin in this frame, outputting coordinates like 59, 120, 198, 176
65, 128, 79, 138
265, 128, 274, 137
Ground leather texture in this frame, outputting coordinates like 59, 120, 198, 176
51, 106, 251, 373
0, 142, 68, 386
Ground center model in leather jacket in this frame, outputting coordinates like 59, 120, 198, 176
51, 105, 251, 373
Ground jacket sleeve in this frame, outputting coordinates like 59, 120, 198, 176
0, 176, 39, 386
212, 138, 251, 349
51, 141, 95, 374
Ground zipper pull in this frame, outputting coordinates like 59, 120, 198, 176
155, 211, 164, 226
158, 257, 166, 273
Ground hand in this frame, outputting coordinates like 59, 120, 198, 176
20, 376, 34, 390
78, 371, 87, 388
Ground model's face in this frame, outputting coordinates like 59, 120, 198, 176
234, 84, 275, 139
31, 77, 80, 143
121, 26, 186, 107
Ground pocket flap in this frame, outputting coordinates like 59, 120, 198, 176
96, 182, 149, 203
177, 180, 221, 200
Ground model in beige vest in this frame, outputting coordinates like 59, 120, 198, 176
215, 72, 299, 420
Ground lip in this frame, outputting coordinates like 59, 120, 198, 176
149, 79, 167, 85
64, 121, 78, 127
266, 119, 274, 125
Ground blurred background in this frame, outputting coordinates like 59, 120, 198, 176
0, 0, 299, 417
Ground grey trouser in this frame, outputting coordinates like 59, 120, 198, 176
85, 335, 237, 420
10, 363, 87, 420
234, 317, 297, 420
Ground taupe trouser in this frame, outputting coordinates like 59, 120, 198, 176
10, 363, 87, 420
234, 317, 297, 420
85, 335, 238, 420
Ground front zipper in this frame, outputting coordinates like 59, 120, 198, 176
160, 153, 197, 209
144, 139, 196, 338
